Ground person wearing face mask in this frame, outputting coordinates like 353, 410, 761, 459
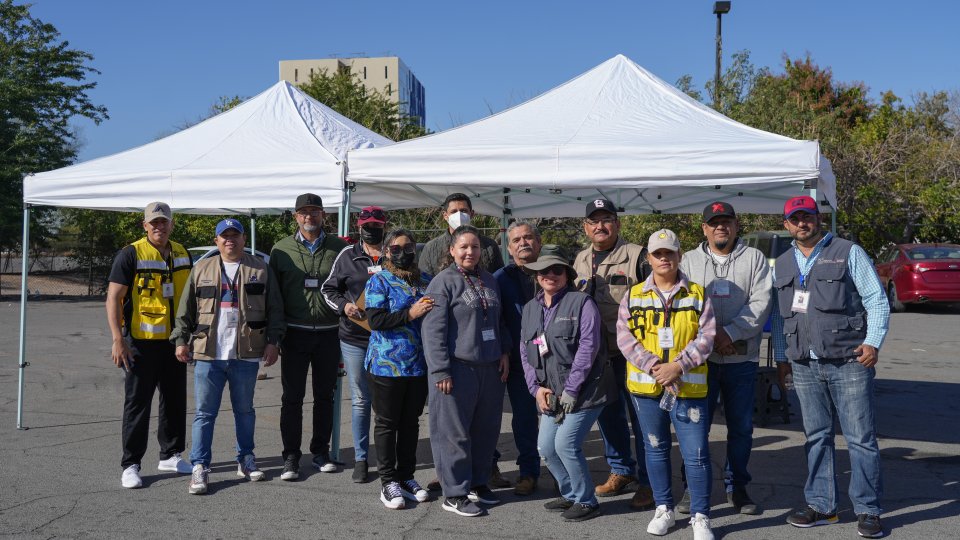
321, 206, 388, 483
418, 193, 505, 278
362, 229, 434, 509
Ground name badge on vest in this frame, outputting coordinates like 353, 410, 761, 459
658, 327, 674, 349
712, 279, 730, 298
792, 290, 810, 313
535, 333, 550, 357
304, 275, 320, 289
367, 265, 382, 274
224, 309, 239, 326
162, 282, 175, 298
482, 328, 496, 342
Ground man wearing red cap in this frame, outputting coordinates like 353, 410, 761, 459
771, 196, 889, 538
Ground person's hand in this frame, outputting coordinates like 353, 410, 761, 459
435, 377, 453, 395
651, 362, 683, 387
175, 344, 192, 364
777, 361, 792, 388
855, 344, 878, 368
112, 338, 134, 370
408, 297, 435, 321
263, 344, 280, 367
713, 328, 736, 355
344, 303, 361, 318
499, 353, 510, 383
536, 387, 555, 414
559, 391, 576, 414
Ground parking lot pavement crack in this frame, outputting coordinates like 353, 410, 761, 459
400, 503, 433, 540
28, 495, 80, 533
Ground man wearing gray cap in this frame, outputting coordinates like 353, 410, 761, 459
106, 202, 193, 489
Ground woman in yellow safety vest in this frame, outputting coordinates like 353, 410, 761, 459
615, 229, 717, 540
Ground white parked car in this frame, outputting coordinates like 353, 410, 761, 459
188, 246, 270, 263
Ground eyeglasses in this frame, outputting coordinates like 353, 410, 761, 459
537, 265, 567, 276
786, 213, 817, 225
387, 244, 417, 255
296, 209, 322, 217
585, 217, 617, 227
704, 219, 735, 229
359, 208, 387, 221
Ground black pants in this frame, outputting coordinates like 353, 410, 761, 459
121, 338, 186, 468
368, 373, 428, 484
280, 327, 340, 460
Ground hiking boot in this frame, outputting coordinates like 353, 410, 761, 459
380, 481, 405, 509
514, 475, 537, 496
488, 463, 511, 488
594, 473, 636, 497
157, 453, 192, 474
312, 453, 338, 473
691, 513, 715, 540
188, 463, 209, 495
857, 514, 884, 538
237, 454, 264, 482
352, 460, 368, 483
467, 485, 500, 505
400, 479, 429, 502
562, 502, 602, 522
646, 504, 676, 536
121, 464, 142, 489
727, 487, 760, 515
442, 496, 483, 517
786, 506, 838, 528
280, 455, 300, 481
630, 485, 655, 510
544, 497, 574, 512
676, 489, 691, 514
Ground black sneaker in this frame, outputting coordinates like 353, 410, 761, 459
727, 487, 761, 515
543, 497, 574, 512
352, 460, 368, 483
467, 485, 500, 505
857, 514, 883, 538
786, 506, 839, 528
280, 455, 300, 481
426, 477, 442, 491
561, 502, 602, 522
676, 490, 692, 514
442, 496, 483, 517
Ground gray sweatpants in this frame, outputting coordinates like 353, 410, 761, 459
429, 360, 505, 498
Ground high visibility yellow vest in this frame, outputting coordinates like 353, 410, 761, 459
128, 238, 191, 340
624, 281, 708, 398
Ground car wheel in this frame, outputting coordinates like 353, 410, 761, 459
888, 283, 905, 313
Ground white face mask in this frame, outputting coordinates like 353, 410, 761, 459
447, 211, 471, 229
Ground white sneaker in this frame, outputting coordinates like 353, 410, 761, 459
380, 481, 406, 510
188, 463, 209, 495
691, 513, 715, 540
157, 453, 192, 474
647, 504, 676, 536
121, 464, 142, 489
237, 454, 265, 482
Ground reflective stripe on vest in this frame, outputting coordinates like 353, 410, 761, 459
139, 321, 167, 334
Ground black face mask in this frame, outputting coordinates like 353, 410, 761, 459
360, 226, 384, 245
389, 252, 416, 268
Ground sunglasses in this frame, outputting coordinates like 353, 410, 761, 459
359, 208, 387, 221
387, 244, 417, 255
296, 209, 322, 217
537, 265, 567, 276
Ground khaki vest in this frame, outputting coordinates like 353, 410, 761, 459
573, 238, 645, 349
189, 254, 270, 361
129, 238, 191, 340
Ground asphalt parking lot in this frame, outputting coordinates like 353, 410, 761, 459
1, 299, 958, 539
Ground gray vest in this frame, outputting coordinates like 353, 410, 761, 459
520, 290, 616, 411
773, 236, 867, 360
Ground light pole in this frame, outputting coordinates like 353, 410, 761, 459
713, 1, 731, 108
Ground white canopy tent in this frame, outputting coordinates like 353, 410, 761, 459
347, 54, 836, 217
16, 82, 393, 447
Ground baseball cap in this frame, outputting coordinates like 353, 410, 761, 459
585, 198, 619, 218
523, 245, 576, 280
702, 201, 736, 222
144, 202, 172, 222
648, 229, 681, 253
357, 206, 387, 226
295, 193, 324, 211
215, 218, 244, 236
783, 196, 818, 218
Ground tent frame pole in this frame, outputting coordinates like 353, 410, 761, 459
17, 204, 31, 429
249, 212, 257, 255
329, 175, 352, 462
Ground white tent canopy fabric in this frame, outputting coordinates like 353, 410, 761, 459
347, 54, 836, 217
25, 81, 393, 214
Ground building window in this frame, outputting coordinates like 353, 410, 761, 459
310, 68, 314, 78
294, 69, 298, 82
384, 66, 388, 79
363, 66, 367, 79
387, 83, 392, 96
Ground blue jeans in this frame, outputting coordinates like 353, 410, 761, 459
791, 358, 883, 516
504, 361, 541, 478
189, 359, 259, 467
632, 394, 712, 516
341, 341, 371, 461
538, 406, 603, 506
706, 360, 756, 492
596, 354, 648, 483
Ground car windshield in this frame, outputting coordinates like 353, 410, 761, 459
907, 247, 960, 260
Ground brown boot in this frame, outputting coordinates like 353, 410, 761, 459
594, 473, 637, 497
489, 464, 511, 488
629, 485, 655, 510
513, 476, 537, 496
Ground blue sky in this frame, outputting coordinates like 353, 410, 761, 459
26, 0, 960, 163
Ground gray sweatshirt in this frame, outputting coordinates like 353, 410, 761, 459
422, 264, 511, 384
679, 239, 773, 364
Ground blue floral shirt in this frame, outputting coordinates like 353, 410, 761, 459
364, 269, 432, 377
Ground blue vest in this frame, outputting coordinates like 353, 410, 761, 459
773, 236, 867, 360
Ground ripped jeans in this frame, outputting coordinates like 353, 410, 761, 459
631, 394, 712, 516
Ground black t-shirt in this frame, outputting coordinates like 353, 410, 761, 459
108, 245, 139, 333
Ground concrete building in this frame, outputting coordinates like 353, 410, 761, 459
279, 56, 425, 126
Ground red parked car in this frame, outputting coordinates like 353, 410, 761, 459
874, 243, 960, 311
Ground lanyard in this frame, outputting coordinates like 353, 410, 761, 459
297, 236, 326, 277
220, 259, 241, 304
456, 265, 489, 321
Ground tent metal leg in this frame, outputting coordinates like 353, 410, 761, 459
249, 213, 257, 255
17, 206, 30, 430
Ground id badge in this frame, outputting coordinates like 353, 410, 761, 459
224, 310, 239, 325
792, 290, 810, 313
712, 279, 730, 298
304, 277, 320, 289
481, 328, 496, 342
658, 327, 674, 349
367, 265, 382, 274
162, 282, 175, 298
536, 333, 550, 357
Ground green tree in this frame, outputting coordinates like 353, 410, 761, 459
0, 0, 108, 252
